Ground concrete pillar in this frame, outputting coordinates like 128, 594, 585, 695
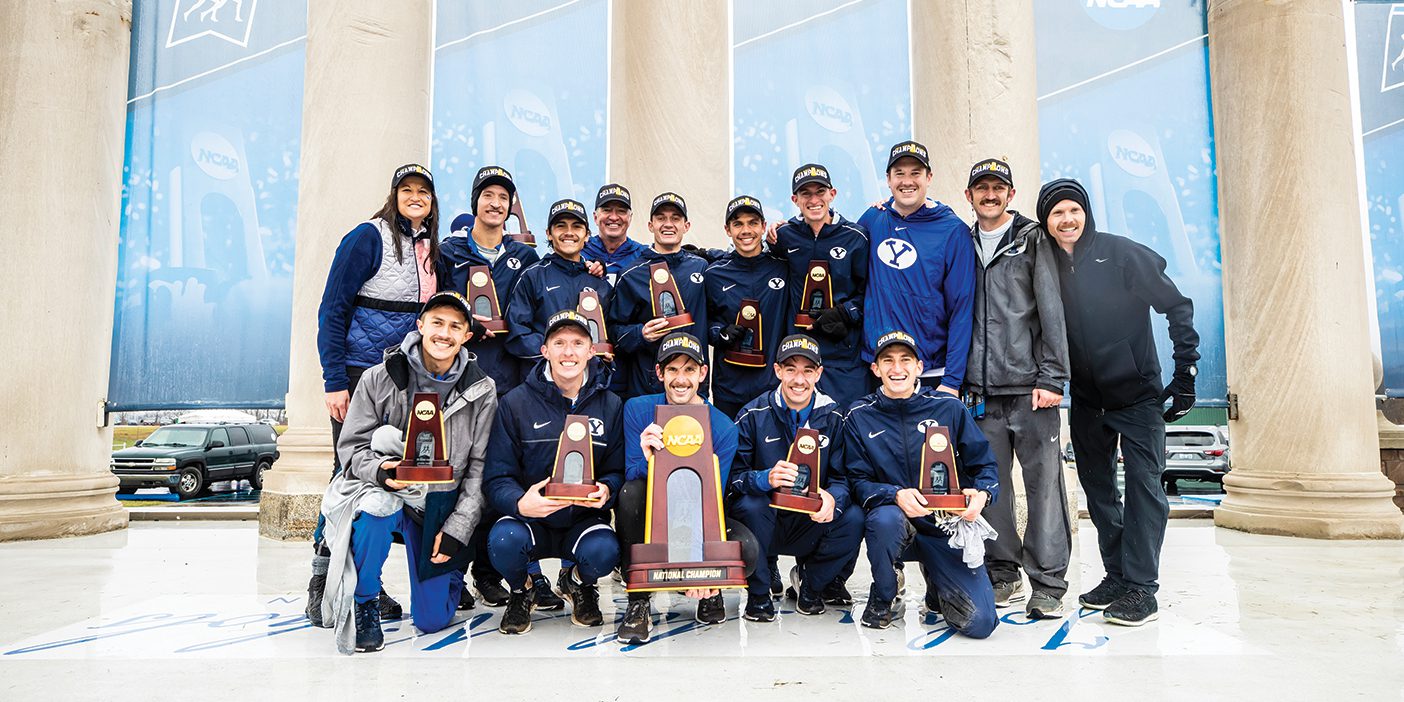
258, 0, 433, 540
0, 1, 132, 541
1208, 0, 1403, 538
607, 1, 730, 249
911, 0, 1040, 213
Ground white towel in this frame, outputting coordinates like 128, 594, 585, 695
936, 514, 1000, 569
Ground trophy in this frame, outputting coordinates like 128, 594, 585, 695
723, 298, 766, 367
543, 414, 598, 500
770, 428, 823, 513
505, 198, 536, 245
648, 262, 693, 333
465, 265, 507, 334
625, 404, 746, 592
576, 289, 612, 357
794, 260, 832, 329
395, 392, 454, 483
918, 425, 968, 511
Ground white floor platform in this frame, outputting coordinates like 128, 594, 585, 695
2, 521, 1402, 700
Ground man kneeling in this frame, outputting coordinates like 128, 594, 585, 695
845, 331, 1001, 638
484, 310, 624, 634
319, 291, 497, 654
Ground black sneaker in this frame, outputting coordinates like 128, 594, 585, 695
743, 593, 776, 622
795, 585, 826, 616
530, 573, 566, 611
617, 596, 653, 644
1078, 577, 1129, 611
822, 581, 854, 606
353, 597, 384, 653
992, 579, 1026, 609
1026, 591, 1064, 620
919, 589, 942, 617
769, 565, 784, 599
305, 573, 326, 628
377, 589, 403, 620
860, 588, 895, 630
498, 589, 535, 634
696, 593, 726, 625
1103, 589, 1158, 627
558, 567, 603, 627
475, 577, 510, 607
457, 584, 476, 611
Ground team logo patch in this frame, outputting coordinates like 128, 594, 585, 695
917, 419, 939, 434
768, 277, 785, 289
690, 272, 705, 284
876, 238, 918, 270
589, 417, 605, 437
818, 434, 831, 449
829, 246, 847, 260
506, 258, 521, 270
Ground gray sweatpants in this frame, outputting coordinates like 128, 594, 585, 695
978, 394, 1072, 597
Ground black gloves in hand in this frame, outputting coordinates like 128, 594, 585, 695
814, 307, 850, 341
468, 317, 488, 341
436, 532, 464, 558
1160, 367, 1196, 422
717, 324, 747, 349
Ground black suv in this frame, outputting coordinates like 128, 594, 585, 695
110, 423, 280, 500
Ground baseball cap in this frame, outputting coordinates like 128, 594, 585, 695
471, 166, 516, 215
874, 330, 919, 357
725, 195, 764, 223
392, 163, 434, 191
886, 140, 931, 171
650, 192, 688, 219
656, 332, 706, 366
421, 290, 471, 319
545, 309, 592, 338
548, 198, 589, 228
595, 183, 632, 210
791, 164, 833, 193
776, 334, 822, 365
967, 158, 1013, 188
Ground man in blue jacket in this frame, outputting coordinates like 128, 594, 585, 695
727, 334, 862, 622
483, 310, 624, 634
845, 330, 1000, 638
506, 199, 614, 367
438, 166, 547, 610
858, 141, 976, 397
705, 195, 791, 418
582, 183, 646, 287
614, 332, 758, 644
606, 192, 711, 399
766, 164, 870, 407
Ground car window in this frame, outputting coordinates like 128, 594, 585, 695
254, 425, 277, 443
1167, 432, 1216, 447
226, 427, 249, 445
210, 428, 230, 446
144, 427, 208, 447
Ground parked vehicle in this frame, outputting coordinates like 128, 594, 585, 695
110, 423, 280, 500
1163, 424, 1231, 492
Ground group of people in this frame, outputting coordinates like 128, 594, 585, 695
302, 140, 1200, 655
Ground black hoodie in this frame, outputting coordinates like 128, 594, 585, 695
1039, 179, 1199, 411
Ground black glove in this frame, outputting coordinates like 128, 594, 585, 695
1160, 367, 1196, 422
467, 316, 488, 341
436, 532, 464, 558
717, 324, 747, 349
813, 307, 849, 341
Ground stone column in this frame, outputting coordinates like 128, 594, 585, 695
608, 1, 730, 250
0, 1, 132, 541
258, 0, 434, 540
911, 0, 1040, 212
1209, 0, 1403, 538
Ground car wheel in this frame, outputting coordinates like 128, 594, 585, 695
249, 459, 272, 490
175, 466, 206, 501
116, 486, 136, 495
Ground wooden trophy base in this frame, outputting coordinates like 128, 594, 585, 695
793, 312, 816, 329
770, 491, 822, 514
544, 482, 598, 501
658, 313, 694, 334
593, 342, 614, 357
481, 318, 508, 335
723, 349, 767, 368
625, 541, 747, 592
506, 233, 536, 245
921, 492, 970, 513
395, 462, 455, 484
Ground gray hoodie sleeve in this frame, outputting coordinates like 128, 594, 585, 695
337, 368, 396, 486
1031, 230, 1070, 393
439, 384, 498, 546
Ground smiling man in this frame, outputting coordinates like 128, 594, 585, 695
705, 195, 791, 418
506, 198, 614, 366
1038, 178, 1199, 627
845, 330, 1000, 638
582, 183, 646, 287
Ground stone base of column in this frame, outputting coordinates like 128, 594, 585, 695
1377, 412, 1404, 513
257, 426, 335, 541
1215, 470, 1404, 539
0, 473, 128, 542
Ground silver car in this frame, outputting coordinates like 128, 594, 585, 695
1163, 425, 1231, 488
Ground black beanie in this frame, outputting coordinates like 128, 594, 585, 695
1036, 178, 1093, 230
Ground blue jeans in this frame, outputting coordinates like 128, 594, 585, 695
864, 504, 998, 639
350, 509, 462, 633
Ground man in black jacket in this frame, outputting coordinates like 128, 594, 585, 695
1038, 178, 1199, 627
963, 159, 1071, 619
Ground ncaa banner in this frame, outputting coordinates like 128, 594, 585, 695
732, 0, 912, 222
1356, 2, 1404, 396
110, 0, 307, 410
430, 0, 610, 240
1034, 0, 1228, 407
